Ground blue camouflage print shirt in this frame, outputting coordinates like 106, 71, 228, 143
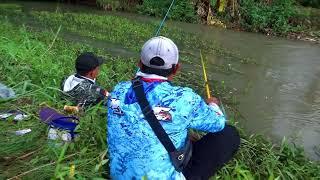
107, 80, 225, 180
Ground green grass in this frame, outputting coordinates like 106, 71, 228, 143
0, 3, 319, 180
0, 3, 253, 63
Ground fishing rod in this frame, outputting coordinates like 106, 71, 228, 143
200, 50, 211, 99
200, 50, 227, 119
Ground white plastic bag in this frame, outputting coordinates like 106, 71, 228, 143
0, 83, 15, 99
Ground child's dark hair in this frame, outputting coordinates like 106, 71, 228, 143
76, 69, 89, 76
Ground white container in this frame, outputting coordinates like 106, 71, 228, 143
15, 129, 32, 135
48, 128, 59, 140
48, 127, 72, 142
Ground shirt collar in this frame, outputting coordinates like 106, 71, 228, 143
135, 71, 168, 81
75, 74, 96, 83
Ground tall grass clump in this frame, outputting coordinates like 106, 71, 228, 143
29, 11, 213, 52
0, 18, 135, 179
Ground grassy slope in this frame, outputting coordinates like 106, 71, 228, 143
0, 3, 319, 180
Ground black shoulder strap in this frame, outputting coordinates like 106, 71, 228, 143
132, 78, 176, 153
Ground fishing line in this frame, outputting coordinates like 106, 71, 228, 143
155, 0, 176, 36
136, 0, 176, 73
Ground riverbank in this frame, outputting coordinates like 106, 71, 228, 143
220, 6, 320, 43
221, 4, 320, 43
0, 3, 320, 179
95, 0, 320, 43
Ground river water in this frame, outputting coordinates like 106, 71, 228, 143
170, 21, 320, 160
199, 27, 320, 160
2, 1, 320, 160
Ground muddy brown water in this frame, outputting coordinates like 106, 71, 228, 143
178, 22, 320, 160
2, 1, 320, 160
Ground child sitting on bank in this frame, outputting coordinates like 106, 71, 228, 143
61, 52, 109, 108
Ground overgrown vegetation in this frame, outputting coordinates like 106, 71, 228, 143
95, 0, 320, 40
238, 0, 295, 33
138, 0, 198, 23
96, 0, 198, 23
298, 0, 320, 8
237, 0, 320, 37
0, 3, 320, 180
96, 0, 142, 11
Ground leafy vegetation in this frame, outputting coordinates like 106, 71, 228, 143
30, 11, 204, 52
96, 0, 198, 23
0, 3, 319, 180
96, 0, 142, 11
239, 0, 296, 33
95, 0, 320, 40
298, 0, 320, 8
138, 0, 198, 23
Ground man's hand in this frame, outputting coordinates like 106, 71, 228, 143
206, 97, 219, 105
189, 132, 201, 142
101, 89, 109, 97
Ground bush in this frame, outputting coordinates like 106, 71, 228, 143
138, 0, 198, 23
240, 0, 296, 33
298, 0, 320, 8
96, 0, 141, 11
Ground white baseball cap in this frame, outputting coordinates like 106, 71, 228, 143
141, 36, 179, 70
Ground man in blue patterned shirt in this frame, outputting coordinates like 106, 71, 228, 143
107, 36, 240, 180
